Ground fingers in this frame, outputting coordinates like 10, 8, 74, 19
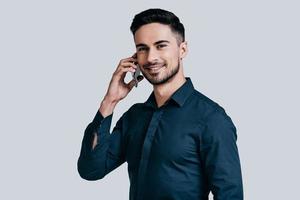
114, 64, 136, 79
121, 61, 138, 70
119, 55, 137, 65
113, 56, 139, 78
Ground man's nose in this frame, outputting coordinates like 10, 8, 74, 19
147, 48, 159, 63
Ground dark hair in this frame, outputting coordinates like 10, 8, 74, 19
130, 8, 185, 44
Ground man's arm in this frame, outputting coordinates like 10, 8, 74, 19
77, 99, 121, 181
77, 54, 144, 180
200, 108, 243, 200
91, 99, 118, 150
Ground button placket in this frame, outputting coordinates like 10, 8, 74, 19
135, 108, 164, 199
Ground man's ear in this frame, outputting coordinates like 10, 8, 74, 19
179, 41, 188, 60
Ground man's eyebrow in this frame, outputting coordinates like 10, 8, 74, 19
135, 40, 170, 48
154, 40, 170, 45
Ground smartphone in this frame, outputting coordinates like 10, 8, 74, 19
132, 54, 141, 87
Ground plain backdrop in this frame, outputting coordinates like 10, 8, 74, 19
0, 0, 299, 199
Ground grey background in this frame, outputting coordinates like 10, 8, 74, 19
1, 0, 299, 199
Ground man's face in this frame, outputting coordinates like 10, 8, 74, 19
134, 23, 186, 85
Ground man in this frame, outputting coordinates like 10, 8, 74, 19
77, 8, 243, 200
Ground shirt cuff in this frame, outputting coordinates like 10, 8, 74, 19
91, 110, 113, 137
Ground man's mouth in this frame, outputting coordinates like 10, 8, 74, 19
145, 64, 165, 73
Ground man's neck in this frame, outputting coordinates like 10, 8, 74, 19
153, 74, 186, 108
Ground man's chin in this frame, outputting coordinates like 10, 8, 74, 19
144, 77, 161, 85
145, 75, 173, 85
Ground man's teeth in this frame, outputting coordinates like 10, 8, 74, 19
148, 65, 164, 70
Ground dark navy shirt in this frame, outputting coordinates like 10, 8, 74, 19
77, 77, 243, 200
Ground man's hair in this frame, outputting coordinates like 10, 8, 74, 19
130, 8, 185, 45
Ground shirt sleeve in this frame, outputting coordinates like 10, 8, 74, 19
77, 110, 127, 180
200, 108, 244, 200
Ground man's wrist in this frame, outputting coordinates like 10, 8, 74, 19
99, 97, 118, 118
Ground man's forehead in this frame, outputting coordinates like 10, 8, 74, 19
134, 23, 176, 45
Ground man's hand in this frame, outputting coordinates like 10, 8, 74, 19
93, 54, 144, 149
99, 54, 144, 117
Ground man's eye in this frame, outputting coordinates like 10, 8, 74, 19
137, 47, 147, 51
157, 44, 167, 49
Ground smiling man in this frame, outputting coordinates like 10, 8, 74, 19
77, 8, 243, 200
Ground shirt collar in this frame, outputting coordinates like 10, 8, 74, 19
145, 77, 195, 108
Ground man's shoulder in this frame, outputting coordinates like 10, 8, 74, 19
191, 89, 223, 113
189, 88, 235, 125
